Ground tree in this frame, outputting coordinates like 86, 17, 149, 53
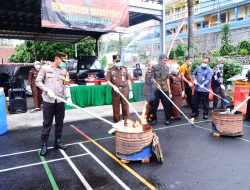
219, 24, 233, 56
9, 37, 97, 63
188, 0, 195, 57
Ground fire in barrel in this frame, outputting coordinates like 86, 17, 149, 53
115, 120, 153, 162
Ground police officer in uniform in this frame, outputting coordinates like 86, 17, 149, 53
151, 54, 171, 125
106, 55, 133, 126
29, 61, 42, 112
36, 52, 72, 156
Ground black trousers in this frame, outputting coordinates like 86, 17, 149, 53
212, 86, 226, 109
185, 87, 195, 112
194, 90, 209, 116
246, 93, 250, 119
41, 101, 65, 143
152, 90, 171, 121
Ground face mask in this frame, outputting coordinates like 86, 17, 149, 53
189, 61, 193, 66
59, 62, 66, 69
34, 65, 41, 70
201, 63, 207, 68
114, 62, 122, 67
218, 64, 224, 68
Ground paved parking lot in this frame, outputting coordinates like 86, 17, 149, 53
1, 109, 250, 190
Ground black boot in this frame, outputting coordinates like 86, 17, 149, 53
54, 139, 67, 150
40, 142, 47, 156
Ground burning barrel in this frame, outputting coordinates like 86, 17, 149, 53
115, 124, 153, 161
212, 109, 243, 136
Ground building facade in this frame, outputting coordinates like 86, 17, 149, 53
137, 0, 250, 54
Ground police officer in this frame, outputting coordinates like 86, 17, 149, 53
106, 55, 133, 126
151, 54, 171, 125
36, 52, 72, 156
191, 57, 213, 119
29, 61, 42, 112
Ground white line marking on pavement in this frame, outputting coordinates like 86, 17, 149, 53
194, 124, 250, 143
0, 120, 209, 159
0, 136, 114, 158
0, 153, 89, 173
60, 149, 93, 190
79, 143, 131, 190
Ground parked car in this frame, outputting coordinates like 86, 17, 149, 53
67, 56, 105, 85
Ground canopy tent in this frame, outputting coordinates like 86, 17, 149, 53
0, 0, 163, 43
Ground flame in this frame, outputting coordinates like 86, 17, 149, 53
126, 119, 143, 133
140, 101, 149, 125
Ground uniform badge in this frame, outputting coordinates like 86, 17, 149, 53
48, 78, 52, 82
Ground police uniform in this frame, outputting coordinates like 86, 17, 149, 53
143, 68, 155, 122
169, 73, 184, 118
29, 68, 42, 109
106, 65, 131, 124
35, 64, 71, 144
151, 63, 171, 124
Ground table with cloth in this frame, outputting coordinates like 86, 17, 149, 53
65, 82, 145, 110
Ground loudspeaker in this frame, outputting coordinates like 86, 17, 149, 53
8, 88, 27, 114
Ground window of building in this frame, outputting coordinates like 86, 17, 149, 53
175, 7, 181, 13
196, 22, 201, 30
220, 13, 227, 23
166, 30, 172, 35
166, 11, 170, 16
203, 21, 209, 28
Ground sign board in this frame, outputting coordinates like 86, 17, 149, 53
41, 0, 129, 32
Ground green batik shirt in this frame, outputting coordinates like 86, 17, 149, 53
152, 64, 170, 92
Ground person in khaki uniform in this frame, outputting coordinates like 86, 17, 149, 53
169, 64, 185, 120
36, 52, 72, 156
106, 55, 133, 126
29, 61, 42, 112
151, 54, 171, 125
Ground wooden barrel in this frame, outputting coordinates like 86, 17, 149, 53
212, 109, 243, 136
115, 124, 153, 155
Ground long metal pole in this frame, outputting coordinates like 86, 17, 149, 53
160, 0, 166, 54
188, 0, 195, 57
197, 83, 230, 104
55, 96, 115, 127
231, 96, 250, 114
116, 90, 143, 122
153, 80, 194, 126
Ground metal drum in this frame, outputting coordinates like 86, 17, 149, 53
115, 124, 153, 161
0, 89, 8, 135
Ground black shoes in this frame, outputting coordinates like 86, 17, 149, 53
54, 139, 67, 150
190, 113, 198, 118
40, 142, 47, 156
165, 120, 171, 125
151, 120, 157, 125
